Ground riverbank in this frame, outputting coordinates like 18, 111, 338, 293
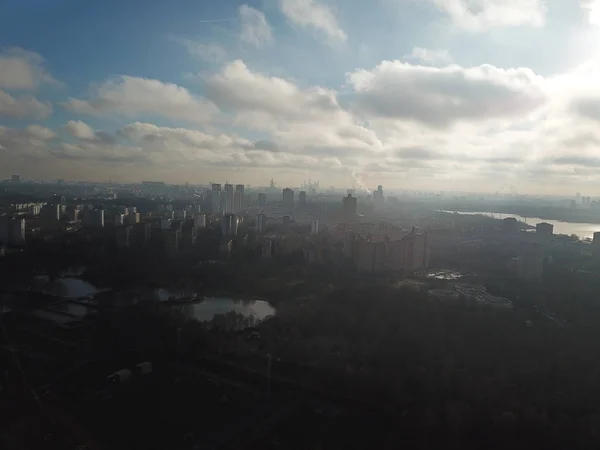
439, 210, 600, 239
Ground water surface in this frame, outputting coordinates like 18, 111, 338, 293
173, 297, 275, 323
442, 210, 600, 239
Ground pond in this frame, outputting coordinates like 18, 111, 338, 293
424, 269, 466, 280
49, 301, 96, 318
155, 288, 198, 302
171, 297, 276, 324
33, 274, 103, 299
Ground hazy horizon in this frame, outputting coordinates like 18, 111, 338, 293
3, 0, 600, 195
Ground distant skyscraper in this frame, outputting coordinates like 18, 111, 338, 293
221, 213, 238, 237
234, 191, 242, 213
256, 213, 266, 233
11, 175, 21, 184
210, 184, 222, 213
282, 188, 294, 212
235, 184, 245, 212
298, 191, 307, 206
342, 194, 357, 222
310, 217, 319, 234
224, 183, 234, 213
373, 185, 384, 204
258, 193, 267, 206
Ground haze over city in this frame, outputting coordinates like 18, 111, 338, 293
3, 0, 600, 193
8, 2, 600, 449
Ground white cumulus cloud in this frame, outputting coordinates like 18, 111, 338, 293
61, 76, 217, 124
0, 47, 60, 90
346, 60, 547, 127
0, 89, 52, 119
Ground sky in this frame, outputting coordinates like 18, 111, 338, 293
2, 0, 600, 194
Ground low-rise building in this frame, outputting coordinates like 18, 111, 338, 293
454, 284, 512, 309
536, 222, 554, 236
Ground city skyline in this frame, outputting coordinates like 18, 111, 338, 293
3, 1, 600, 194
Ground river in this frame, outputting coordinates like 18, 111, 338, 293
442, 210, 600, 240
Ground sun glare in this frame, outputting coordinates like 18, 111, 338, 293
586, 0, 600, 25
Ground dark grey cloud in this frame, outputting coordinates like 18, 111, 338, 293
253, 139, 279, 152
571, 98, 600, 122
548, 155, 600, 167
396, 147, 443, 160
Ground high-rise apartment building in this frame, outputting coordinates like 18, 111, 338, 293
258, 193, 267, 206
125, 212, 140, 225
43, 204, 61, 222
298, 191, 307, 206
282, 188, 294, 212
373, 185, 384, 204
133, 222, 152, 246
10, 218, 25, 245
165, 229, 181, 255
234, 191, 242, 213
84, 209, 105, 228
310, 217, 319, 234
256, 213, 266, 233
224, 184, 234, 213
210, 184, 222, 213
116, 226, 132, 248
0, 217, 9, 245
342, 194, 357, 222
194, 214, 207, 229
221, 213, 238, 238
